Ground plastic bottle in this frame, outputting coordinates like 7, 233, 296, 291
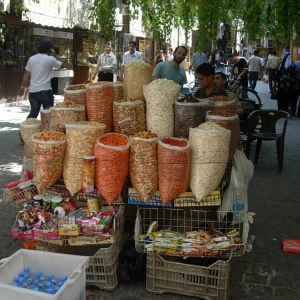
24, 273, 33, 285
54, 286, 60, 293
61, 275, 68, 282
18, 279, 29, 288
13, 277, 19, 287
23, 267, 30, 274
36, 272, 45, 281
57, 281, 64, 287
48, 274, 57, 285
18, 272, 24, 279
45, 287, 55, 294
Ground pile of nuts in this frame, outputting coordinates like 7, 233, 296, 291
64, 85, 86, 106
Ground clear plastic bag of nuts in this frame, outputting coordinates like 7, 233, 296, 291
50, 101, 86, 132
64, 84, 86, 106
158, 137, 190, 205
129, 134, 159, 202
205, 110, 241, 163
20, 118, 41, 150
40, 109, 51, 132
113, 100, 146, 136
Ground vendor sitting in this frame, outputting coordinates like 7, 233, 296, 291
194, 63, 228, 99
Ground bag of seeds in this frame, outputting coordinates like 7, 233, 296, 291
20, 118, 41, 150
50, 101, 86, 133
123, 60, 152, 100
40, 109, 51, 132
64, 84, 86, 106
144, 79, 181, 138
113, 100, 146, 136
86, 82, 114, 133
113, 82, 124, 101
189, 122, 231, 201
158, 137, 190, 205
205, 110, 241, 163
63, 121, 106, 196
174, 99, 208, 139
94, 133, 129, 204
129, 133, 159, 202
32, 131, 66, 194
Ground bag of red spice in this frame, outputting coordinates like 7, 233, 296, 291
94, 133, 129, 204
158, 137, 190, 205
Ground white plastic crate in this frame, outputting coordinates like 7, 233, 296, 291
135, 207, 250, 259
0, 249, 89, 300
146, 253, 233, 300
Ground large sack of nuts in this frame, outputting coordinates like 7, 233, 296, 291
40, 109, 51, 132
174, 97, 208, 139
129, 132, 158, 202
189, 122, 231, 201
94, 133, 129, 204
50, 101, 86, 132
113, 99, 146, 136
158, 137, 190, 205
63, 121, 106, 196
144, 79, 181, 138
32, 131, 66, 194
207, 94, 236, 114
86, 82, 114, 133
113, 82, 123, 101
205, 109, 241, 163
123, 60, 152, 100
20, 118, 41, 150
64, 84, 86, 106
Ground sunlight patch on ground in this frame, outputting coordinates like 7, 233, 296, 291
0, 127, 19, 132
0, 162, 22, 174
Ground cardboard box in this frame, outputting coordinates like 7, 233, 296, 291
282, 238, 300, 253
33, 226, 59, 239
24, 143, 34, 158
68, 233, 117, 246
58, 219, 81, 236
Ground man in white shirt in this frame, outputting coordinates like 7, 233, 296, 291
247, 50, 261, 89
120, 41, 143, 80
266, 50, 281, 93
189, 50, 208, 80
167, 48, 174, 61
92, 42, 116, 82
18, 39, 64, 118
260, 54, 265, 79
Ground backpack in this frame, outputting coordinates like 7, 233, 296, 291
275, 54, 297, 91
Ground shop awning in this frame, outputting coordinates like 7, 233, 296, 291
22, 0, 92, 29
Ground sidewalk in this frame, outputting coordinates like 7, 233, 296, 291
0, 80, 300, 299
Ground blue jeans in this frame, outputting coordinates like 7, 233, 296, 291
248, 72, 259, 90
27, 90, 54, 119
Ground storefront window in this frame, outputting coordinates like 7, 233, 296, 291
0, 20, 31, 71
76, 30, 99, 66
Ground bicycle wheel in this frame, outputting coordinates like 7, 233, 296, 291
241, 88, 262, 108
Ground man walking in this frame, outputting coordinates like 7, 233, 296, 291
247, 50, 261, 89
18, 39, 64, 119
227, 53, 248, 87
92, 42, 116, 82
266, 50, 281, 93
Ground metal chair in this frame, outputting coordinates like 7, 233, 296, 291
245, 109, 289, 172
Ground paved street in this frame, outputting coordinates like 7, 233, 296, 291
0, 77, 300, 299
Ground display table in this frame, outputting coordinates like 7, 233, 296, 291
51, 69, 74, 94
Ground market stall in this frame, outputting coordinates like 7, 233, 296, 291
3, 67, 254, 298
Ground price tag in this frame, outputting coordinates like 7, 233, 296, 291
18, 180, 33, 189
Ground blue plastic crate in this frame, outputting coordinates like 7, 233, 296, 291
128, 188, 173, 207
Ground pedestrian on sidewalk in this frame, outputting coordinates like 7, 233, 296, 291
266, 50, 280, 93
189, 49, 208, 81
17, 39, 64, 119
227, 53, 248, 87
275, 47, 298, 114
247, 50, 261, 89
260, 54, 265, 79
292, 53, 300, 117
92, 42, 116, 82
